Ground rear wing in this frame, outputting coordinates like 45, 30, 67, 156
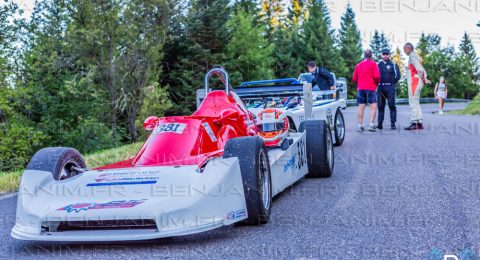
236, 76, 339, 99
235, 81, 314, 120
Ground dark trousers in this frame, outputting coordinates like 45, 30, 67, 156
377, 85, 397, 124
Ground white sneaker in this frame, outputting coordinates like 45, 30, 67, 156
439, 110, 444, 115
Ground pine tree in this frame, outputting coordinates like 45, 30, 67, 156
302, 0, 346, 75
0, 1, 22, 87
370, 31, 391, 61
165, 0, 231, 115
379, 33, 391, 54
459, 32, 480, 84
338, 4, 362, 97
225, 10, 274, 82
417, 33, 441, 59
234, 0, 258, 14
369, 30, 382, 60
272, 24, 304, 78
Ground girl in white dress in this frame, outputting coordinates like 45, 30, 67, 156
434, 76, 448, 114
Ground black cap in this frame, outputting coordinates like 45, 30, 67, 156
382, 49, 390, 55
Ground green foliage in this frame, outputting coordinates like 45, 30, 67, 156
338, 4, 362, 98
272, 25, 304, 78
61, 118, 119, 154
0, 1, 23, 86
369, 31, 391, 61
0, 118, 47, 171
163, 0, 230, 115
459, 32, 480, 85
418, 34, 478, 99
226, 10, 274, 82
302, 0, 346, 76
461, 93, 480, 115
137, 84, 172, 139
233, 0, 259, 14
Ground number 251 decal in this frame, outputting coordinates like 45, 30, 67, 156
154, 123, 187, 134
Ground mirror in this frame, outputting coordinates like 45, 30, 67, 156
143, 116, 159, 131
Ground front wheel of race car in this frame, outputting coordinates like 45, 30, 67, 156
27, 147, 86, 180
299, 120, 334, 178
333, 108, 345, 146
223, 137, 272, 225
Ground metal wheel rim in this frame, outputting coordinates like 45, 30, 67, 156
259, 149, 271, 211
59, 160, 80, 180
336, 114, 345, 140
327, 132, 333, 170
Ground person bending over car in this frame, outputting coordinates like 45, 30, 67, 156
307, 61, 335, 91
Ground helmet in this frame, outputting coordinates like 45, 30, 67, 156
257, 108, 289, 147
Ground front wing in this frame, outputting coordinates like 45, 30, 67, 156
12, 157, 247, 241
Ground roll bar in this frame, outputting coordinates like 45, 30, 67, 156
205, 68, 230, 95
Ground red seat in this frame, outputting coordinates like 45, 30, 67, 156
193, 91, 242, 117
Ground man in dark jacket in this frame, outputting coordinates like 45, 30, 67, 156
307, 61, 335, 91
377, 49, 401, 130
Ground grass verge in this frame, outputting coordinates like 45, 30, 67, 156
453, 94, 480, 115
0, 142, 143, 194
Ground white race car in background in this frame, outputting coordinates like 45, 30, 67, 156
297, 72, 348, 109
234, 77, 346, 147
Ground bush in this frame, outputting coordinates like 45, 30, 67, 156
136, 84, 172, 139
60, 118, 120, 154
0, 120, 47, 171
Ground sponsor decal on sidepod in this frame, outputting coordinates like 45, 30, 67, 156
86, 172, 159, 186
226, 209, 247, 220
283, 156, 296, 173
58, 199, 147, 213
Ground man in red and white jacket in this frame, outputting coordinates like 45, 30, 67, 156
353, 50, 381, 132
403, 43, 431, 130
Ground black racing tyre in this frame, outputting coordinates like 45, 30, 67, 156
299, 120, 334, 178
27, 147, 86, 180
333, 109, 345, 146
223, 136, 272, 225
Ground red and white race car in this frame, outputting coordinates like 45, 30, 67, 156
12, 68, 335, 241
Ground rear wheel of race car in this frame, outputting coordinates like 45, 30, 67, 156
223, 137, 272, 225
299, 120, 334, 178
27, 147, 86, 180
333, 108, 345, 146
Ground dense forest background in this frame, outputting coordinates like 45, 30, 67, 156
0, 0, 479, 171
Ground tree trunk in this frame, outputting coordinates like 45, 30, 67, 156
127, 108, 138, 142
108, 34, 117, 138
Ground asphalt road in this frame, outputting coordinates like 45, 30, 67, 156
1, 103, 479, 259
